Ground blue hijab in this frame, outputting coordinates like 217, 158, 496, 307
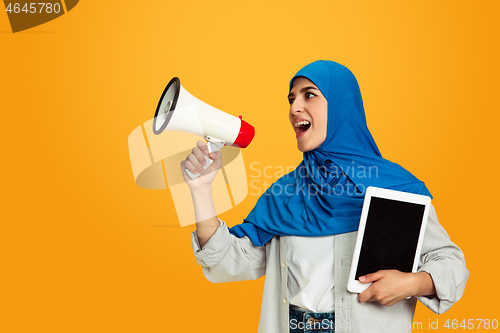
229, 60, 432, 247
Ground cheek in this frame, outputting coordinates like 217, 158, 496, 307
312, 105, 328, 134
320, 103, 328, 138
319, 122, 328, 141
316, 113, 328, 141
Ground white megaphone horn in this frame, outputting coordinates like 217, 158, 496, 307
153, 77, 255, 179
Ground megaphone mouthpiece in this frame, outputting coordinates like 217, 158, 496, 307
153, 77, 180, 135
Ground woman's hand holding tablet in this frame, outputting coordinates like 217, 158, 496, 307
357, 269, 435, 306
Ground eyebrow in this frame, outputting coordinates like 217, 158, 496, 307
288, 86, 319, 99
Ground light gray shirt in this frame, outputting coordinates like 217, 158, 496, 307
287, 235, 335, 312
191, 204, 469, 332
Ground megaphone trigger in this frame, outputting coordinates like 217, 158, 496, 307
205, 136, 225, 151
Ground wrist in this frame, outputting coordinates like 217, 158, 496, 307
189, 183, 212, 194
414, 271, 436, 297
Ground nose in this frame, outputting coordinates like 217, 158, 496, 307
290, 98, 305, 115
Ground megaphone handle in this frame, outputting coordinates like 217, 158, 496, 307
184, 139, 224, 180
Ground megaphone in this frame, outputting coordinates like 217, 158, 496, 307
153, 77, 255, 179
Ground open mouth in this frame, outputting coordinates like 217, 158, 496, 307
294, 120, 311, 137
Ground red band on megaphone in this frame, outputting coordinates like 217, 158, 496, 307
233, 118, 255, 148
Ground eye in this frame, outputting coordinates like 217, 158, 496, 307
306, 92, 316, 99
288, 98, 294, 105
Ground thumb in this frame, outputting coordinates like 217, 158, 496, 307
359, 271, 385, 283
209, 151, 222, 169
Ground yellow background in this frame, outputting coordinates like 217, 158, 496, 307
1, 1, 499, 331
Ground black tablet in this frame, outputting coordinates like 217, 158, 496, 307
347, 186, 431, 293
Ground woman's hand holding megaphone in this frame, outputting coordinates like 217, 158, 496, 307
181, 140, 222, 188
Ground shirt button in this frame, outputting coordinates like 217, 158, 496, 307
281, 262, 286, 268
283, 298, 287, 304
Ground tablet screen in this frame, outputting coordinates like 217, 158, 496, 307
355, 197, 426, 279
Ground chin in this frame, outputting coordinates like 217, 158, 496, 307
297, 143, 313, 153
297, 138, 324, 152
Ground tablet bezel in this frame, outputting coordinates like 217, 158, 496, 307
347, 186, 431, 294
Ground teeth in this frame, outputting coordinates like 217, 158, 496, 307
294, 120, 311, 127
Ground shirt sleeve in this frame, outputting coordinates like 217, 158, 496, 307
416, 204, 470, 314
191, 218, 266, 283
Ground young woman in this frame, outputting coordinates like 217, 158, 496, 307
182, 61, 469, 333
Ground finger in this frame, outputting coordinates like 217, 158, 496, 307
180, 160, 194, 177
358, 286, 375, 303
386, 294, 408, 307
365, 290, 388, 304
385, 298, 400, 307
184, 159, 199, 176
187, 154, 205, 174
192, 146, 207, 166
359, 271, 385, 283
180, 160, 188, 173
196, 140, 210, 155
377, 296, 391, 306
